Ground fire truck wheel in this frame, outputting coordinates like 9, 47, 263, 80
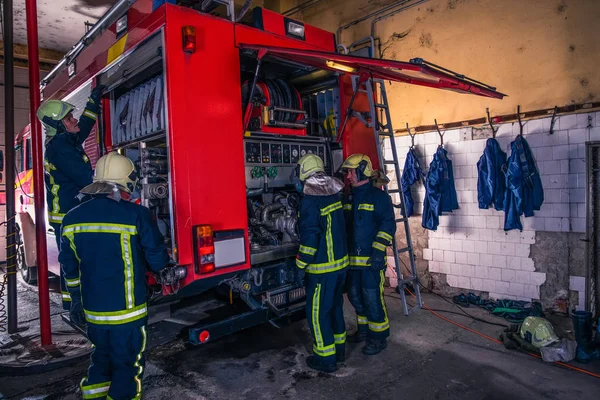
16, 224, 37, 285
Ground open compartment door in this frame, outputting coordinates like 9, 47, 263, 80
238, 44, 506, 99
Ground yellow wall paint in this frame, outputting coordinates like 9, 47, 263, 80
301, 0, 600, 127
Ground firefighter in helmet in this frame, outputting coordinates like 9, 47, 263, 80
37, 85, 104, 311
292, 153, 349, 373
341, 154, 395, 356
59, 151, 169, 400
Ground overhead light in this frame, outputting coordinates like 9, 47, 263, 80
326, 60, 357, 73
68, 62, 76, 78
116, 14, 128, 37
285, 19, 305, 40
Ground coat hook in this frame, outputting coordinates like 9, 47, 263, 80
486, 108, 497, 138
517, 105, 524, 137
549, 106, 558, 135
406, 123, 416, 148
434, 119, 444, 146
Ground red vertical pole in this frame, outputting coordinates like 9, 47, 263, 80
25, 0, 52, 345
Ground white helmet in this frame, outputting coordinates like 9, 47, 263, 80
81, 152, 138, 194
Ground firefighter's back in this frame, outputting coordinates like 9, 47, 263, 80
60, 196, 167, 328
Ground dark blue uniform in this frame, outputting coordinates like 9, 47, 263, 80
504, 135, 544, 231
477, 138, 507, 211
422, 147, 459, 231
59, 196, 169, 400
296, 188, 348, 366
45, 99, 98, 308
401, 148, 425, 217
344, 183, 395, 340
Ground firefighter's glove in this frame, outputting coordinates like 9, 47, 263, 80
69, 287, 87, 329
89, 85, 106, 105
368, 251, 386, 272
295, 267, 306, 287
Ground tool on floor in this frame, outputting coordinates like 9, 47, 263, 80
348, 75, 422, 316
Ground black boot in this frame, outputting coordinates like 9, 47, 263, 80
336, 350, 345, 363
362, 338, 387, 356
572, 311, 600, 363
306, 356, 337, 373
346, 331, 367, 343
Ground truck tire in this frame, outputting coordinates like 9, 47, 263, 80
16, 224, 38, 285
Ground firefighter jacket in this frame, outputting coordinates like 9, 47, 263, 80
58, 196, 170, 328
477, 138, 507, 211
422, 146, 459, 231
44, 99, 99, 225
296, 175, 349, 274
401, 148, 425, 217
503, 135, 544, 231
344, 183, 396, 268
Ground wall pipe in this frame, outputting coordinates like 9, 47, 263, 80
336, 0, 411, 48
3, 0, 18, 334
26, 0, 52, 345
282, 0, 325, 17
371, 0, 429, 58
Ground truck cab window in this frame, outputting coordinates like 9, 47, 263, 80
26, 138, 33, 170
15, 141, 24, 173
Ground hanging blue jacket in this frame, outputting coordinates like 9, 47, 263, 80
344, 183, 396, 268
59, 196, 170, 328
296, 176, 349, 274
503, 135, 544, 231
422, 147, 459, 231
44, 99, 99, 225
401, 148, 425, 217
477, 138, 507, 211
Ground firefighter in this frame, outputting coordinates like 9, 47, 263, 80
341, 154, 395, 356
292, 154, 348, 373
37, 85, 104, 311
58, 152, 169, 400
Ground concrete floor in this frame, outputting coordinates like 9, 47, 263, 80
1, 275, 600, 400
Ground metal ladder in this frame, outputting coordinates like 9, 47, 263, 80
350, 75, 423, 316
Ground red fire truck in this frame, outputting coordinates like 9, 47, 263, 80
16, 0, 504, 344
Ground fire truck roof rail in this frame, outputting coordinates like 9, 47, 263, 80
40, 0, 136, 89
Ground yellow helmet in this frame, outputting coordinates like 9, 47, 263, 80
37, 100, 75, 137
341, 153, 374, 178
519, 316, 559, 348
297, 154, 325, 181
93, 152, 138, 193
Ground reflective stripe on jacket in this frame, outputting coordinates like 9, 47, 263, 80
477, 138, 507, 211
44, 99, 98, 224
422, 146, 459, 231
59, 196, 169, 328
297, 190, 349, 274
401, 148, 425, 217
344, 183, 396, 268
503, 135, 544, 231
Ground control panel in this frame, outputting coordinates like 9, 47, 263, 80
244, 137, 327, 190
245, 141, 326, 166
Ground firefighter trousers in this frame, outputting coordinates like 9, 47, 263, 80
81, 325, 147, 400
51, 222, 70, 310
305, 270, 347, 366
345, 268, 390, 340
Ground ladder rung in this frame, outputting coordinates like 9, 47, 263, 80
395, 217, 407, 223
387, 189, 401, 194
396, 247, 411, 253
377, 130, 393, 137
402, 276, 416, 284
393, 204, 404, 209
375, 103, 388, 109
383, 160, 396, 165
358, 89, 368, 93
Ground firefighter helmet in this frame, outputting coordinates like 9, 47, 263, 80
92, 152, 138, 193
341, 154, 374, 180
519, 316, 559, 348
37, 100, 75, 137
297, 154, 325, 181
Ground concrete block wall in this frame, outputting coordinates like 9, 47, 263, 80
385, 110, 600, 303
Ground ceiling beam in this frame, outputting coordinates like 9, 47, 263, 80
0, 41, 64, 71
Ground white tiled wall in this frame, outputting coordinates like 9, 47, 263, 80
386, 111, 600, 301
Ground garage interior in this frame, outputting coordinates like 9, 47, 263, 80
1, 0, 600, 399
